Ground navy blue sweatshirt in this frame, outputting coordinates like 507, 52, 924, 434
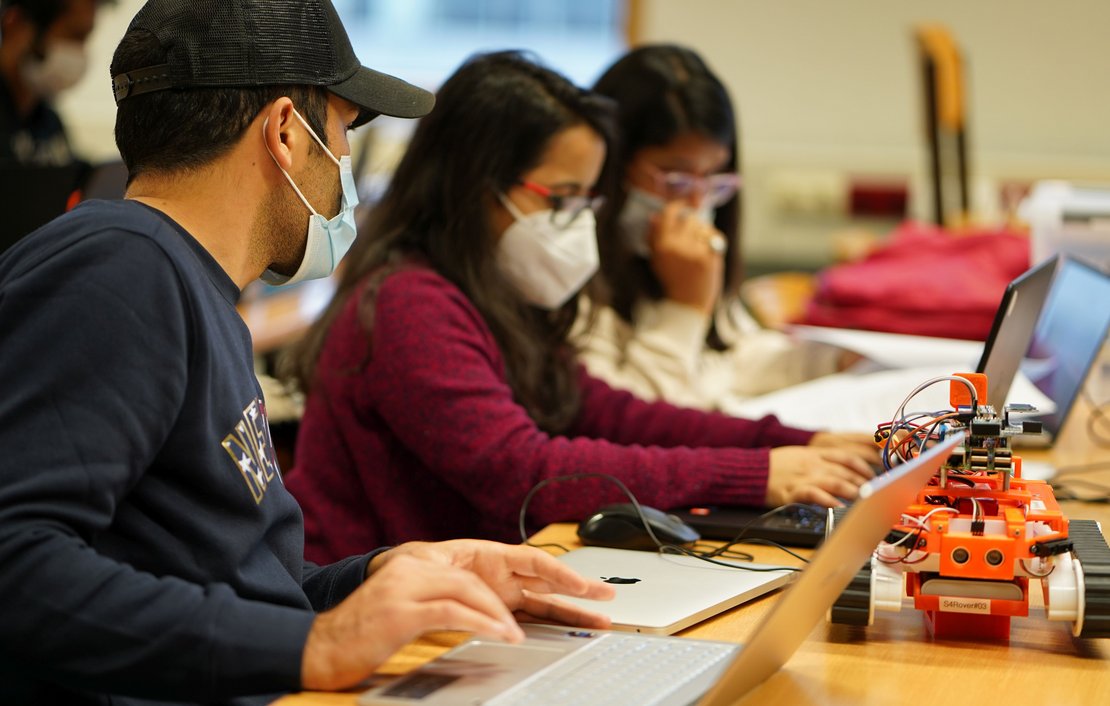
0, 200, 374, 705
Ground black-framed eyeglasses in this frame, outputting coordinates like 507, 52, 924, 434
520, 181, 605, 229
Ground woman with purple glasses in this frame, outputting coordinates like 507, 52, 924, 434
579, 45, 865, 432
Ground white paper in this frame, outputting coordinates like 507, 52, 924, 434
723, 366, 1056, 433
787, 325, 985, 370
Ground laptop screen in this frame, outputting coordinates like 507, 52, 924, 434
1024, 256, 1110, 436
977, 256, 1059, 412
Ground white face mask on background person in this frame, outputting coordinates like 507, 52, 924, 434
261, 110, 360, 287
20, 40, 88, 99
618, 186, 715, 258
496, 193, 600, 310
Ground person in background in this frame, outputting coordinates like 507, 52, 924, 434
578, 44, 860, 412
283, 50, 877, 565
0, 0, 104, 165
0, 2, 615, 704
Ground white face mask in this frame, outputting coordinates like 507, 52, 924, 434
618, 186, 715, 258
496, 193, 600, 310
261, 110, 359, 286
20, 40, 88, 99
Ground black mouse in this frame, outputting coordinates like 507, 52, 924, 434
577, 503, 700, 551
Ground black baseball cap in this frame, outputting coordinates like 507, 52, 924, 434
110, 0, 434, 127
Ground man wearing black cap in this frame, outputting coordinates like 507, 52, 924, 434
0, 1, 612, 704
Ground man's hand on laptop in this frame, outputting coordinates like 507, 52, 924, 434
766, 446, 876, 508
301, 541, 615, 691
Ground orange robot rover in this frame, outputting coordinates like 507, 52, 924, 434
827, 373, 1110, 640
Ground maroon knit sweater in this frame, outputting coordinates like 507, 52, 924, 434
287, 265, 815, 563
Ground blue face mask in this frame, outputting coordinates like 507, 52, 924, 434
261, 110, 359, 286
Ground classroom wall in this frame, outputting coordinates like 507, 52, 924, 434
61, 0, 1110, 269
635, 0, 1110, 267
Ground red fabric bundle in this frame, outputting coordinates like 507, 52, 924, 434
799, 222, 1030, 341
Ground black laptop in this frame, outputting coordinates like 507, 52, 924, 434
1, 160, 128, 255
0, 163, 86, 252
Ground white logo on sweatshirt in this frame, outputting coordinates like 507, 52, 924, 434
221, 397, 282, 504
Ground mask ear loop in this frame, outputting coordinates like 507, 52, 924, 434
497, 191, 527, 222
263, 114, 327, 217
291, 110, 342, 168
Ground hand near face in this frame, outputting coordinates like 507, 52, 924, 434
300, 541, 614, 691
648, 201, 725, 315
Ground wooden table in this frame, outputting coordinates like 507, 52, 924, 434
275, 486, 1110, 705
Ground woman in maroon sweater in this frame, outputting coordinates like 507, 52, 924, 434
284, 51, 877, 563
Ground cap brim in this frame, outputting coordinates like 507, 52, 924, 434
329, 65, 435, 127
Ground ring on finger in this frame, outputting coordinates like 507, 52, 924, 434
707, 233, 727, 254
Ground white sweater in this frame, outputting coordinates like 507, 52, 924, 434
574, 296, 844, 411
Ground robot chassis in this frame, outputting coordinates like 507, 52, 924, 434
827, 373, 1110, 640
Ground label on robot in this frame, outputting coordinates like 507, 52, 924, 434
938, 597, 991, 614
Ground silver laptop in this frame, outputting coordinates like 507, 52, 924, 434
358, 435, 961, 706
554, 547, 794, 635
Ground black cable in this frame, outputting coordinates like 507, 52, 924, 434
518, 472, 669, 549
1051, 477, 1110, 503
1081, 389, 1110, 448
716, 537, 810, 564
659, 543, 801, 572
518, 473, 803, 571
1052, 460, 1110, 477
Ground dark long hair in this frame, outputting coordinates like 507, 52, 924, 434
287, 51, 614, 434
592, 44, 741, 351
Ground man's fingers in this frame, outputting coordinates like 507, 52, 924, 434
382, 556, 520, 631
513, 592, 613, 629
499, 546, 617, 601
411, 599, 525, 643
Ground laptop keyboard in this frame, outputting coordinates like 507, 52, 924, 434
489, 633, 736, 706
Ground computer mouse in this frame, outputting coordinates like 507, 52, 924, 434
577, 503, 701, 551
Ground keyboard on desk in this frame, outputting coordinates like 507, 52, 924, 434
358, 626, 740, 706
671, 504, 828, 547
489, 633, 737, 706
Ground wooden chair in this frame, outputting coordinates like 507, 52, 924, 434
915, 24, 971, 229
740, 271, 817, 330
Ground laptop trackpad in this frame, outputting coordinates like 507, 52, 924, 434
368, 641, 566, 703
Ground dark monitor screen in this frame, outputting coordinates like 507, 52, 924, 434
1023, 256, 1110, 437
977, 256, 1059, 412
0, 163, 86, 253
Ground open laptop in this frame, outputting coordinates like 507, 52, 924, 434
978, 254, 1110, 448
975, 255, 1058, 413
553, 547, 794, 634
357, 435, 962, 706
688, 256, 1102, 541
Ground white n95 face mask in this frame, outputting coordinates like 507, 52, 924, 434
496, 193, 600, 310
618, 186, 715, 258
21, 41, 88, 99
261, 111, 360, 286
